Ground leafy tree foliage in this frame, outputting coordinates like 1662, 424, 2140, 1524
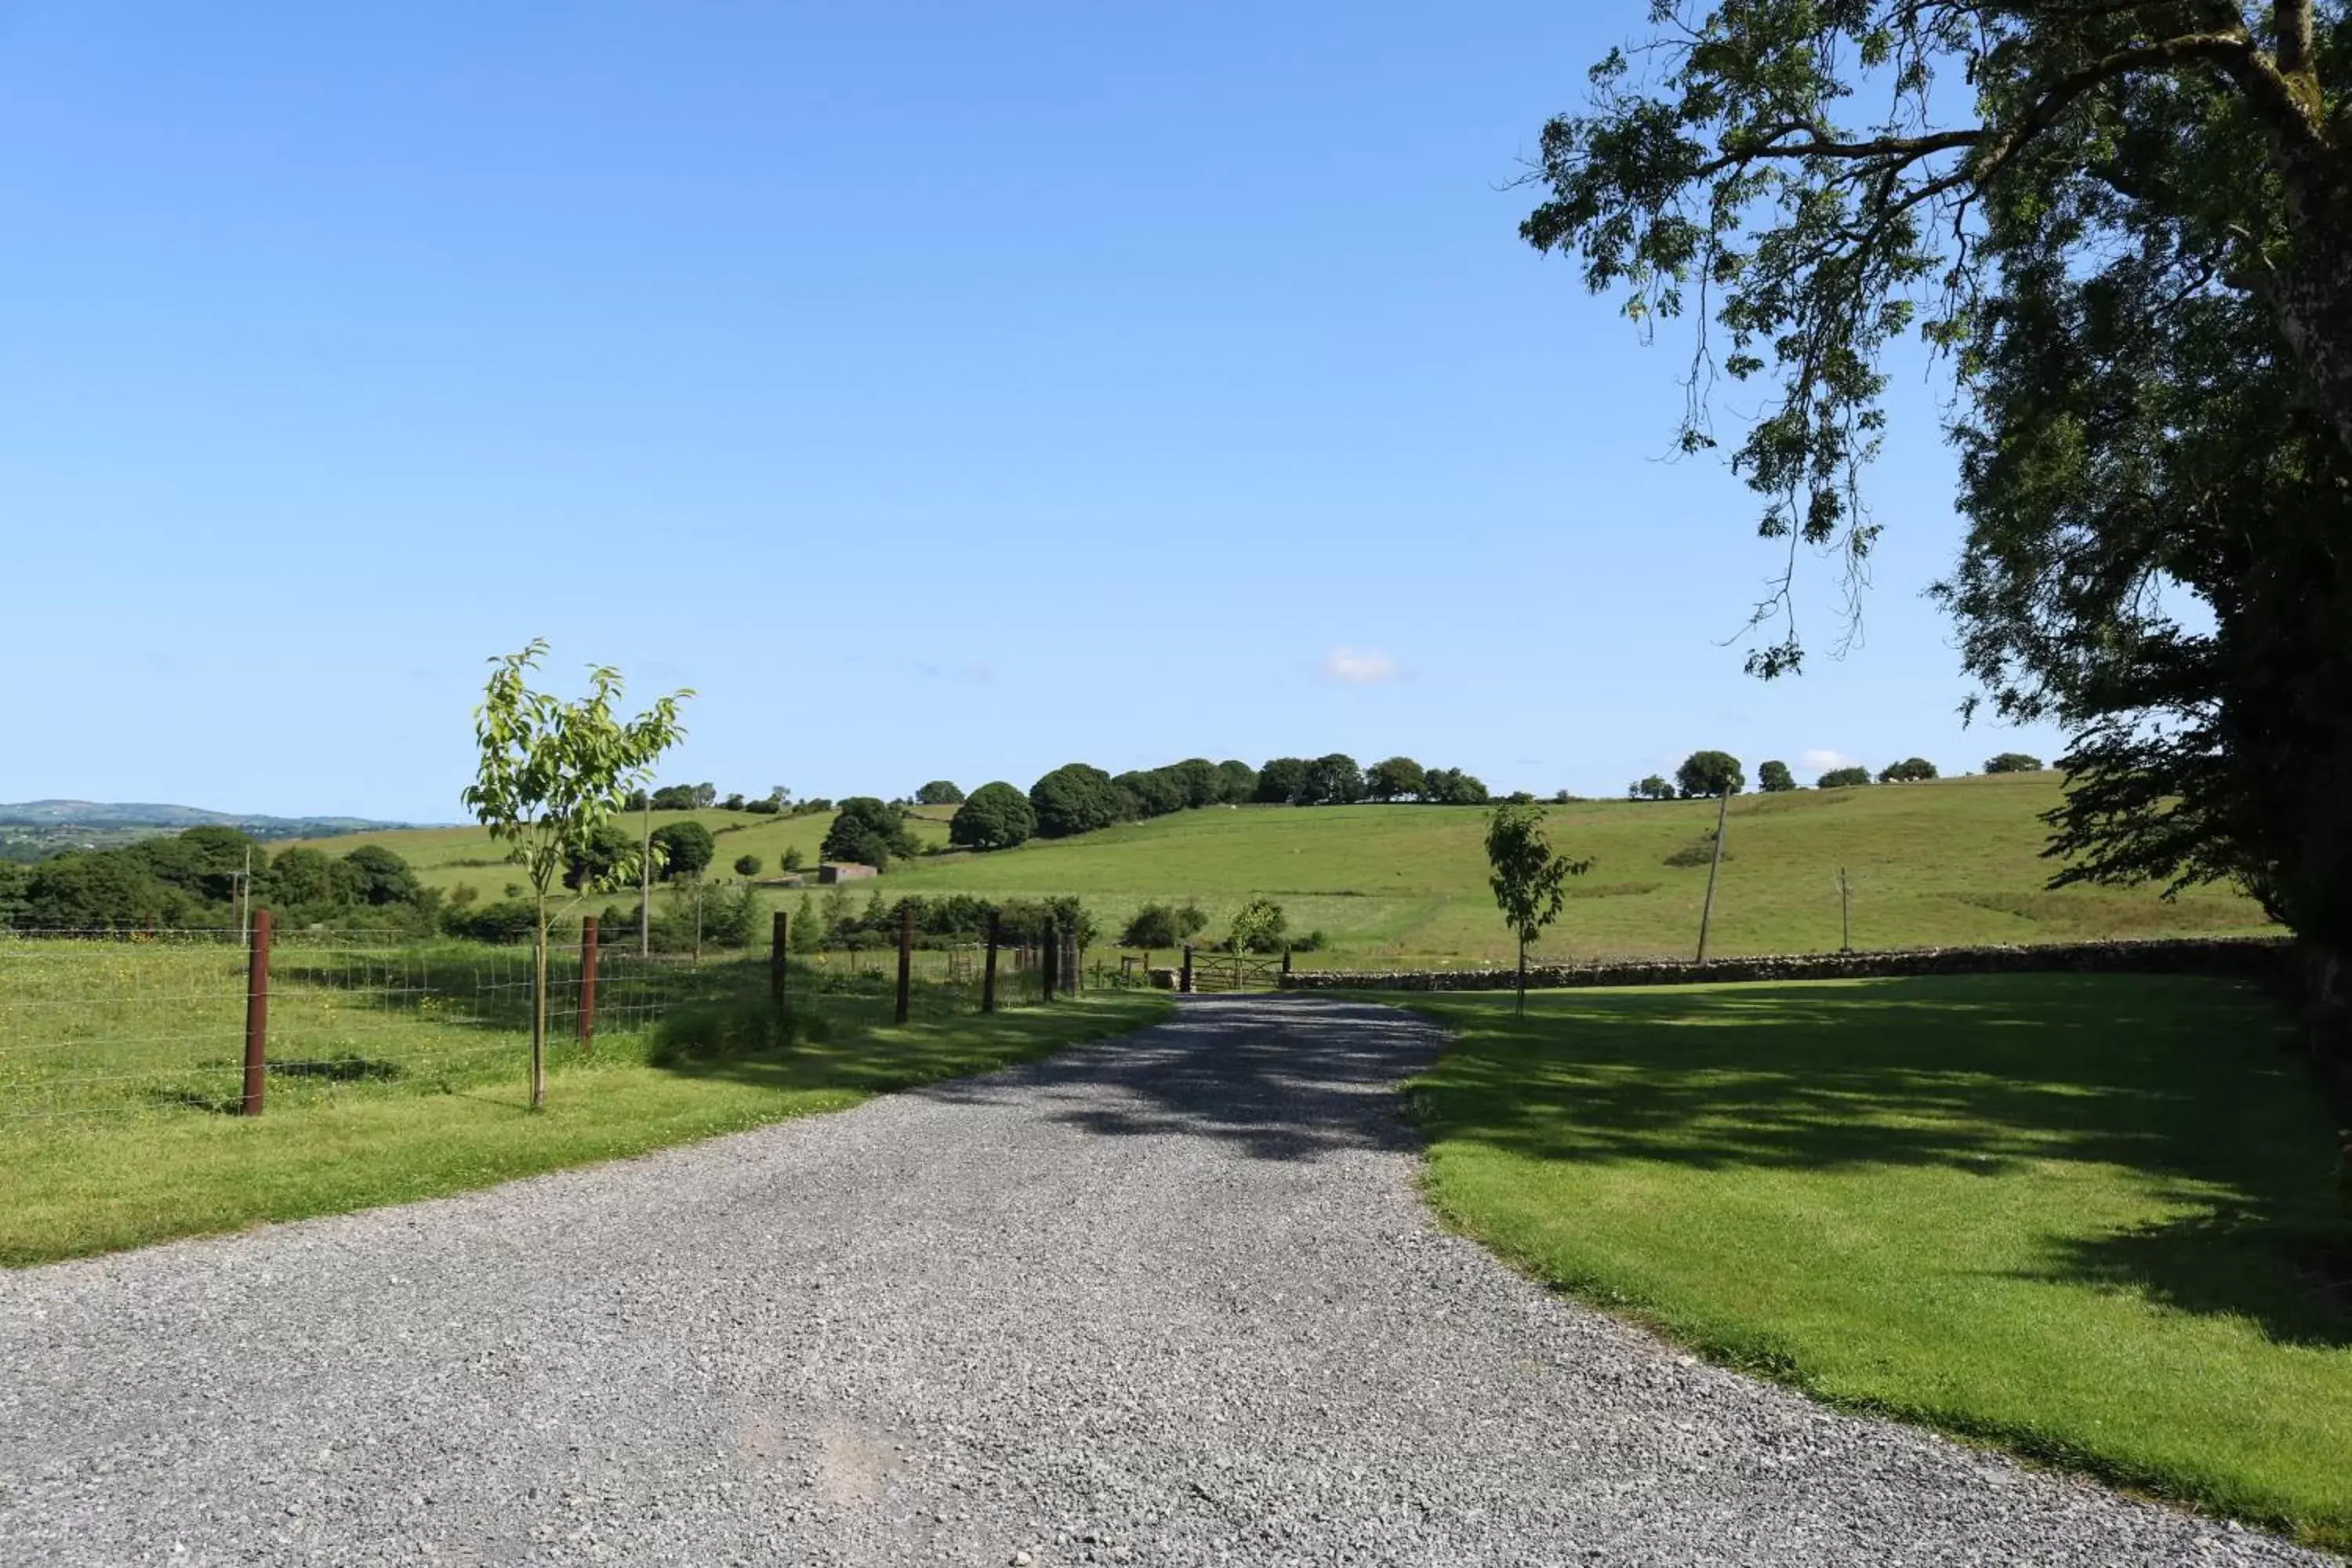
950, 782, 1037, 850
1758, 760, 1797, 793
1878, 757, 1940, 784
691, 783, 717, 809
1168, 758, 1222, 808
1628, 775, 1676, 801
1367, 756, 1428, 802
648, 785, 697, 811
1254, 757, 1308, 805
19, 852, 179, 929
1301, 753, 1367, 806
721, 793, 746, 811
733, 854, 762, 878
562, 823, 638, 891
651, 820, 717, 880
1675, 751, 1745, 798
1485, 802, 1594, 1013
916, 780, 965, 806
1214, 760, 1258, 804
1029, 764, 1123, 838
1423, 767, 1490, 805
1115, 768, 1187, 818
341, 844, 422, 906
1519, 1, 2352, 964
782, 846, 807, 873
822, 797, 916, 867
1984, 752, 2045, 775
1817, 766, 1874, 789
266, 846, 338, 906
1227, 896, 1288, 954
131, 826, 267, 905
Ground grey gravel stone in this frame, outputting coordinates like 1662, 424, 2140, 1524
0, 996, 2327, 1566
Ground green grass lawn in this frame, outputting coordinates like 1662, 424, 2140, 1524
303, 775, 2274, 969
1402, 975, 2352, 1547
0, 960, 1167, 1268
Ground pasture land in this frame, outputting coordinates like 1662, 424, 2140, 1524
0, 931, 1165, 1265
1404, 975, 2352, 1547
296, 776, 2274, 968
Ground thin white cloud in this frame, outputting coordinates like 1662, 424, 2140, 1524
1319, 647, 1402, 686
1801, 748, 1855, 773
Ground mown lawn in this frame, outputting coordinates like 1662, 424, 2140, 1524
1403, 974, 2352, 1547
0, 977, 1167, 1268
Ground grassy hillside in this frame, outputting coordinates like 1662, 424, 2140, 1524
303, 775, 2274, 966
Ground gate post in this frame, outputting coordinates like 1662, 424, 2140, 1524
1180, 944, 1194, 994
983, 910, 1000, 1014
577, 915, 600, 1048
895, 903, 913, 1025
241, 910, 272, 1116
1041, 919, 1058, 1003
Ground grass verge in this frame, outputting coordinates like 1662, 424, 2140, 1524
0, 979, 1168, 1269
1398, 974, 2352, 1548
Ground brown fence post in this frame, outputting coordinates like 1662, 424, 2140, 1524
983, 910, 1000, 1014
895, 903, 913, 1025
1042, 919, 1059, 1003
1283, 945, 1293, 977
1181, 944, 1194, 994
771, 909, 789, 1011
241, 909, 272, 1116
577, 915, 600, 1049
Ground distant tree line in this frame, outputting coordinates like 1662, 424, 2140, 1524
1629, 750, 2045, 799
0, 826, 436, 933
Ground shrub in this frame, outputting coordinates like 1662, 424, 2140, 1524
721, 793, 746, 811
562, 822, 637, 891
782, 845, 807, 873
950, 782, 1036, 851
1675, 750, 1745, 797
1758, 760, 1797, 793
1121, 902, 1181, 949
1817, 765, 1874, 789
1175, 901, 1210, 938
444, 898, 537, 943
1878, 757, 1940, 783
789, 893, 823, 952
1029, 764, 1122, 838
733, 854, 763, 878
1664, 835, 1732, 869
1984, 751, 2045, 774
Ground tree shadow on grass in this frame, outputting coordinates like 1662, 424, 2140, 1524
1417, 975, 2350, 1348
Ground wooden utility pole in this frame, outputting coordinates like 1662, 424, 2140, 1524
639, 793, 653, 957
1696, 789, 1731, 962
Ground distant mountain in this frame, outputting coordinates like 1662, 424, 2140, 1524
0, 800, 415, 839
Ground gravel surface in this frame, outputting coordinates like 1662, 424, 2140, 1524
0, 995, 2327, 1566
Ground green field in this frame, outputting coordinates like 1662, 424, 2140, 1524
0, 932, 1167, 1265
304, 775, 2274, 967
1404, 975, 2351, 1547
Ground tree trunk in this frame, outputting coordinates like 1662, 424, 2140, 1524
1516, 937, 1527, 1018
2263, 155, 2352, 459
531, 908, 548, 1110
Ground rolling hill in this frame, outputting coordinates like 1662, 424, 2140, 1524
296, 774, 2274, 967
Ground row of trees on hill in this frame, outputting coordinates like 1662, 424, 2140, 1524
623, 783, 832, 817
0, 826, 433, 932
1628, 751, 2045, 800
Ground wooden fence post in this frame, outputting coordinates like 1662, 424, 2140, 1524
1181, 944, 1194, 994
241, 909, 272, 1116
895, 903, 913, 1024
983, 910, 1000, 1014
1042, 920, 1058, 1003
577, 915, 600, 1049
786, 907, 804, 1020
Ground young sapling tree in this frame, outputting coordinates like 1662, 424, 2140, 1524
463, 639, 691, 1107
1484, 801, 1593, 1015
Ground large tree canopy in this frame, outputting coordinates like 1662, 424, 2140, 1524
1525, 2, 2352, 962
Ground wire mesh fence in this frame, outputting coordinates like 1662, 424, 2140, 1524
0, 927, 736, 1121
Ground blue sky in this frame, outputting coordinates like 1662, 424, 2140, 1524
0, 2, 2063, 822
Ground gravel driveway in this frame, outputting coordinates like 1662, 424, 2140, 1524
0, 996, 2325, 1566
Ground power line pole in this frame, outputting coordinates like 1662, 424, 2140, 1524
1838, 866, 1853, 953
1696, 789, 1731, 962
639, 792, 653, 958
